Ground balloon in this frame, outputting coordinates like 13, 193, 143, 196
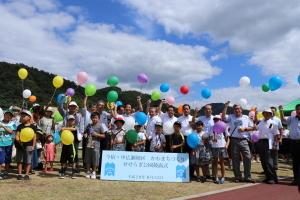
239, 76, 251, 87
239, 98, 248, 107
61, 130, 74, 145
18, 68, 28, 80
166, 96, 175, 105
187, 133, 201, 149
56, 93, 66, 105
107, 90, 118, 102
115, 101, 123, 107
135, 112, 147, 125
53, 111, 63, 123
160, 83, 170, 93
66, 88, 75, 96
53, 130, 61, 145
77, 72, 88, 85
53, 76, 64, 88
298, 75, 300, 85
257, 112, 263, 120
269, 76, 283, 91
251, 131, 260, 143
107, 75, 119, 86
125, 130, 138, 144
212, 121, 227, 134
180, 85, 189, 95
137, 73, 149, 84
163, 121, 174, 135
261, 84, 270, 92
22, 89, 31, 98
151, 91, 161, 101
201, 88, 212, 99
178, 105, 183, 114
20, 128, 34, 142
28, 95, 36, 103
85, 84, 97, 96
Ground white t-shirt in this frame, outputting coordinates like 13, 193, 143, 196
225, 114, 253, 139
258, 119, 280, 149
100, 111, 111, 127
0, 107, 3, 121
272, 116, 283, 129
123, 114, 135, 131
146, 115, 162, 139
178, 115, 193, 136
113, 128, 126, 143
161, 113, 177, 135
196, 115, 214, 134
209, 131, 228, 148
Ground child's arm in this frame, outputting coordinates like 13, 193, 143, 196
32, 133, 37, 151
61, 127, 77, 131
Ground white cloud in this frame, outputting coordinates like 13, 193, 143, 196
0, 0, 219, 91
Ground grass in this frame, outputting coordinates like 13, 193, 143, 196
0, 148, 294, 200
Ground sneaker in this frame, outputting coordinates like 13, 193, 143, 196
59, 173, 65, 179
17, 175, 23, 180
85, 172, 91, 179
24, 175, 30, 180
91, 172, 96, 179
30, 170, 35, 175
244, 178, 256, 183
219, 178, 225, 184
214, 178, 220, 184
0, 174, 3, 180
196, 176, 201, 182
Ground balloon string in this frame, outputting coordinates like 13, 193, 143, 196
49, 88, 57, 105
21, 80, 25, 109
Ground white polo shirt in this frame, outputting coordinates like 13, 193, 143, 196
178, 115, 193, 136
272, 116, 283, 129
146, 115, 162, 139
160, 113, 177, 135
225, 114, 253, 139
123, 114, 135, 131
258, 119, 280, 149
285, 116, 300, 140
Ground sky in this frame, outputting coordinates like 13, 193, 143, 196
0, 0, 299, 109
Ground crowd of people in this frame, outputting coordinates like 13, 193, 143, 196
0, 95, 299, 191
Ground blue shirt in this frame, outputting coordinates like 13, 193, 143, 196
286, 116, 300, 140
0, 121, 17, 146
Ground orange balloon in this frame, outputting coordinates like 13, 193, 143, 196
178, 105, 183, 114
29, 95, 37, 103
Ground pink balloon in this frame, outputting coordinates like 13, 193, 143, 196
166, 96, 175, 105
77, 72, 88, 85
137, 73, 149, 84
291, 111, 296, 117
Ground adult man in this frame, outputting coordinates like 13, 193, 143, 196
161, 106, 177, 152
279, 104, 300, 186
222, 101, 255, 183
257, 109, 280, 184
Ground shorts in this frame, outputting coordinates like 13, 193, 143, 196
15, 146, 33, 164
60, 144, 76, 164
84, 147, 100, 167
0, 145, 13, 164
211, 148, 228, 159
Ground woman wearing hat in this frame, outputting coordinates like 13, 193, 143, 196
111, 117, 126, 151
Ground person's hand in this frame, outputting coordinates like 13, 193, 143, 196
147, 99, 151, 105
225, 101, 230, 107
136, 96, 141, 102
195, 107, 200, 113
238, 127, 245, 133
171, 145, 176, 150
161, 99, 167, 104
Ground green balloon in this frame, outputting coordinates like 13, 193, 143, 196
107, 75, 119, 86
125, 129, 138, 144
151, 91, 161, 101
53, 111, 63, 123
85, 84, 97, 96
262, 83, 270, 92
107, 90, 118, 102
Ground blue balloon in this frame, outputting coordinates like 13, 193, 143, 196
160, 83, 170, 93
135, 112, 147, 125
56, 93, 66, 105
116, 101, 123, 107
53, 130, 61, 145
201, 88, 212, 99
187, 133, 201, 149
298, 75, 300, 85
269, 76, 283, 91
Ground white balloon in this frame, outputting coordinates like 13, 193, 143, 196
23, 89, 31, 98
163, 121, 174, 135
239, 98, 248, 107
239, 76, 251, 87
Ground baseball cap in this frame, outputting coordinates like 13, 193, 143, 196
67, 115, 75, 120
155, 122, 163, 127
21, 110, 32, 118
68, 101, 78, 107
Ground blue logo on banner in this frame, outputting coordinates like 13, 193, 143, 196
176, 165, 186, 179
104, 162, 115, 176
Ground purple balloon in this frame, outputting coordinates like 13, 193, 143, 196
251, 131, 260, 143
212, 121, 227, 134
66, 88, 75, 97
137, 73, 149, 84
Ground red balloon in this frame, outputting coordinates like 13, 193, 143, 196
180, 85, 189, 95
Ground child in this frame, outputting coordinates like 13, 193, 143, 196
190, 121, 211, 182
210, 115, 230, 184
170, 121, 184, 153
0, 110, 17, 179
15, 110, 37, 180
150, 122, 166, 152
59, 115, 78, 179
111, 118, 126, 151
132, 123, 146, 152
39, 107, 54, 136
84, 112, 106, 179
43, 135, 56, 172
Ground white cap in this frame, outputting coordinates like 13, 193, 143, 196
67, 115, 75, 120
68, 101, 78, 107
263, 109, 273, 115
21, 110, 32, 118
213, 115, 221, 119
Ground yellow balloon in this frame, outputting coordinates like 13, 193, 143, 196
61, 130, 74, 145
53, 75, 64, 88
257, 112, 263, 120
20, 128, 35, 142
18, 68, 28, 80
